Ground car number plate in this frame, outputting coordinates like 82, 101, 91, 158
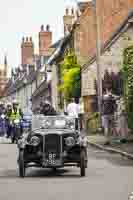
43, 153, 62, 166
48, 153, 56, 165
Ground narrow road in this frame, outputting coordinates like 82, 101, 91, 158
0, 143, 133, 200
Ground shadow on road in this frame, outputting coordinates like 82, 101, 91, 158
0, 168, 81, 179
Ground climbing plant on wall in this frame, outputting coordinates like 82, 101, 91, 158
59, 50, 81, 102
123, 45, 133, 129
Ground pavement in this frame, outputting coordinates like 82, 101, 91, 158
0, 143, 133, 200
87, 134, 133, 159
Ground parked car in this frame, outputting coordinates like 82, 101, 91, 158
17, 115, 88, 178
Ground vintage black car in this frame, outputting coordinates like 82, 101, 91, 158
17, 115, 88, 177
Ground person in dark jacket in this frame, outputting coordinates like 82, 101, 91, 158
5, 103, 12, 138
40, 100, 57, 116
102, 89, 119, 144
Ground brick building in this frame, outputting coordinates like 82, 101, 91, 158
76, 0, 133, 113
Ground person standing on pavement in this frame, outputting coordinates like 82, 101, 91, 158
117, 97, 128, 143
66, 98, 80, 130
101, 89, 118, 145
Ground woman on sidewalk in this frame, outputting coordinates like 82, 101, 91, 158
117, 98, 128, 143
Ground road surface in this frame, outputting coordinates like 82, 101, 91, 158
0, 142, 133, 200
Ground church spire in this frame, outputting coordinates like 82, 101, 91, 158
4, 54, 7, 77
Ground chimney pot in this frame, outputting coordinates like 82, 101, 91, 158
41, 25, 44, 31
66, 8, 69, 15
71, 8, 74, 15
26, 37, 28, 42
29, 37, 32, 42
46, 24, 50, 31
22, 37, 25, 43
76, 10, 80, 18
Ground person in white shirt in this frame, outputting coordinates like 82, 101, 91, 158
66, 98, 80, 130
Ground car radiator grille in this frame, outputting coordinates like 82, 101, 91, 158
44, 134, 61, 159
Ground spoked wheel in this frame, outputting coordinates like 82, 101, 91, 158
80, 149, 86, 177
18, 150, 25, 178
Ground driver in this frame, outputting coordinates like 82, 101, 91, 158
40, 100, 57, 116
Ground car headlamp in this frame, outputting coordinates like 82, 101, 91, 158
30, 136, 40, 146
65, 137, 75, 146
66, 119, 75, 129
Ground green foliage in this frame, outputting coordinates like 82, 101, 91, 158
123, 45, 133, 129
59, 50, 81, 101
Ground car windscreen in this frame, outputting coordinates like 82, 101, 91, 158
31, 115, 75, 130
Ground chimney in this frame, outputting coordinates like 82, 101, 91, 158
39, 24, 52, 56
21, 36, 34, 66
63, 8, 75, 35
78, 1, 92, 13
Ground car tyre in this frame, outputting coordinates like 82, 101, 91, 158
80, 149, 86, 177
18, 150, 25, 178
11, 136, 15, 144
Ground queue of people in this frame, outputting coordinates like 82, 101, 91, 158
101, 89, 128, 144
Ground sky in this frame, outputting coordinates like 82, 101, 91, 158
0, 0, 80, 75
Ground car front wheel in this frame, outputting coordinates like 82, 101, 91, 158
18, 150, 25, 178
80, 149, 86, 177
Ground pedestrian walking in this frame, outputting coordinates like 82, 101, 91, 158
66, 98, 80, 130
101, 89, 118, 145
78, 98, 85, 131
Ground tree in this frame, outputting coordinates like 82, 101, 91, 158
59, 50, 81, 101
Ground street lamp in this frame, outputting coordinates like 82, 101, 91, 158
92, 0, 103, 127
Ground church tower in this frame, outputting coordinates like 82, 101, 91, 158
0, 55, 8, 96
